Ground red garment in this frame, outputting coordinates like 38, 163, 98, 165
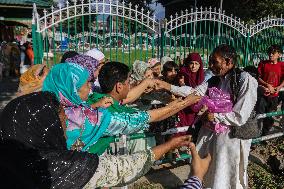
176, 53, 205, 136
258, 60, 282, 96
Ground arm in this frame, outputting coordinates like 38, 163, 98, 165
155, 79, 208, 97
214, 72, 258, 126
180, 143, 211, 189
148, 94, 201, 122
122, 79, 154, 104
257, 62, 274, 92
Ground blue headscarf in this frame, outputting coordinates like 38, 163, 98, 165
42, 63, 111, 153
42, 63, 89, 106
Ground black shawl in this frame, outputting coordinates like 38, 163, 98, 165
0, 92, 99, 189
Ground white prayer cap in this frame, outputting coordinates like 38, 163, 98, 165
85, 48, 105, 62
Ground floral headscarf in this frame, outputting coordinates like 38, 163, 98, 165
148, 58, 160, 68
42, 63, 110, 151
66, 54, 99, 81
130, 60, 149, 82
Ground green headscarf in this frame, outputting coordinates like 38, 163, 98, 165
42, 63, 89, 106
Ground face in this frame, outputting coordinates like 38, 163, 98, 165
78, 81, 91, 101
93, 62, 105, 79
144, 69, 154, 79
152, 64, 161, 77
166, 68, 177, 81
269, 51, 281, 63
188, 61, 201, 73
116, 77, 130, 100
209, 53, 233, 76
179, 75, 185, 86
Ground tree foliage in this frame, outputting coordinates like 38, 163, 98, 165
198, 0, 284, 22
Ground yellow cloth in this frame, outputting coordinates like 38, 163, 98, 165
18, 64, 46, 96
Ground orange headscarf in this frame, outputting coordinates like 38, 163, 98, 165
18, 64, 47, 96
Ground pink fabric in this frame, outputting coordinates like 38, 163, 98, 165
192, 87, 233, 134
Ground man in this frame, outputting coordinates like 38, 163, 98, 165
194, 44, 258, 189
155, 45, 258, 189
88, 61, 200, 124
257, 45, 284, 134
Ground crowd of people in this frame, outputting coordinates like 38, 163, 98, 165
0, 40, 34, 79
0, 43, 283, 189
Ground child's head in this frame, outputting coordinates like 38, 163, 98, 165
177, 74, 185, 86
162, 61, 178, 82
151, 62, 162, 78
267, 45, 282, 62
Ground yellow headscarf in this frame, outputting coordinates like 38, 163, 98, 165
18, 64, 47, 96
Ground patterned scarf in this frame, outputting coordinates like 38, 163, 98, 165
66, 54, 99, 81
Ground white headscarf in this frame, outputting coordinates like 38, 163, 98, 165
85, 48, 105, 62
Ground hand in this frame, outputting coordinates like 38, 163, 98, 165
274, 86, 281, 94
168, 135, 192, 150
189, 142, 211, 181
184, 93, 201, 106
205, 111, 215, 122
267, 84, 275, 93
91, 96, 113, 109
143, 78, 156, 89
154, 79, 171, 91
197, 105, 208, 116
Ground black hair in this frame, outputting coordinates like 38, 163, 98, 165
162, 61, 178, 76
267, 44, 282, 55
60, 51, 79, 63
98, 61, 130, 93
243, 65, 258, 79
211, 44, 238, 65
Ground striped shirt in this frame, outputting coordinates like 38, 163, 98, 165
180, 176, 202, 189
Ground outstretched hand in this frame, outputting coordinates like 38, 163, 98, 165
188, 142, 211, 181
91, 96, 113, 109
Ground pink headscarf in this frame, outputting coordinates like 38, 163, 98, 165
148, 58, 160, 68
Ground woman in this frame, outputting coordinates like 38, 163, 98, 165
0, 91, 193, 188
149, 60, 180, 147
66, 54, 99, 82
130, 60, 154, 87
176, 53, 205, 141
148, 58, 161, 78
42, 63, 200, 155
17, 64, 49, 96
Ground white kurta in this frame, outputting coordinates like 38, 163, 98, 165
172, 71, 258, 189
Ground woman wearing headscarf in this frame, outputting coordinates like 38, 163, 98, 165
17, 64, 49, 96
130, 60, 154, 87
66, 54, 99, 82
148, 58, 161, 78
0, 91, 194, 188
84, 48, 106, 92
176, 53, 205, 142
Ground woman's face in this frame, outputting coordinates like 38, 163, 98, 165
152, 64, 161, 77
144, 68, 154, 79
188, 61, 201, 73
78, 81, 91, 101
166, 68, 177, 81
